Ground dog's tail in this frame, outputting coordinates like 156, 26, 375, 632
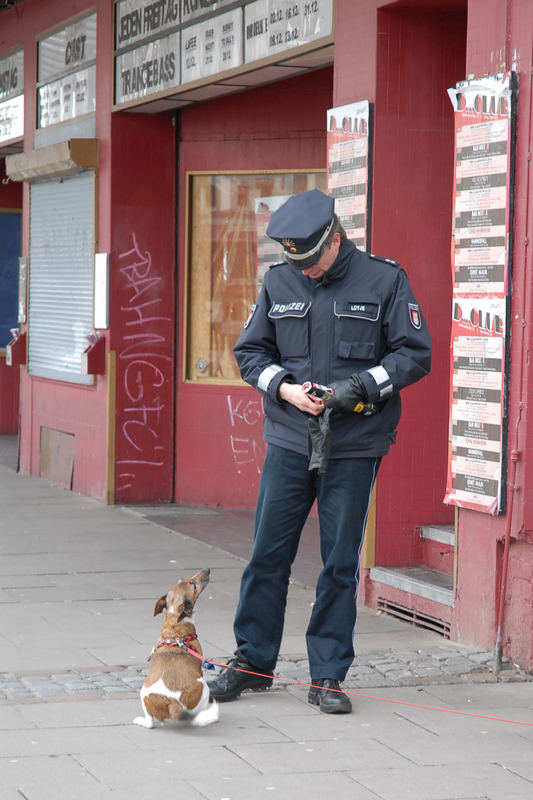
190, 700, 219, 727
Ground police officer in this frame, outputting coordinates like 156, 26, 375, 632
208, 189, 432, 713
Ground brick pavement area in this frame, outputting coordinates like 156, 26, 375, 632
0, 646, 527, 705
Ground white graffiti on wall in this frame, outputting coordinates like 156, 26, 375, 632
227, 394, 265, 474
116, 232, 172, 492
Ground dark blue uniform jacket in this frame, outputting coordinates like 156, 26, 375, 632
233, 239, 432, 459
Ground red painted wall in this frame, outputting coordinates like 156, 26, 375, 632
110, 111, 176, 504
0, 359, 20, 435
175, 69, 333, 507
371, 5, 465, 564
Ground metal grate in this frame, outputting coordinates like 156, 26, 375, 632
377, 598, 451, 639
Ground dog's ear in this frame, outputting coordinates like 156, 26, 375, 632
153, 596, 167, 616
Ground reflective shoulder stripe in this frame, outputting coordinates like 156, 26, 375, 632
366, 365, 394, 399
257, 364, 283, 393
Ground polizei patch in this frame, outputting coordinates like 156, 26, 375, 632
268, 301, 311, 318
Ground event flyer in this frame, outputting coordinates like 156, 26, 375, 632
326, 101, 371, 248
446, 297, 505, 513
449, 76, 511, 297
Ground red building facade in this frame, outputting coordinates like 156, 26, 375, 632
1, 0, 533, 671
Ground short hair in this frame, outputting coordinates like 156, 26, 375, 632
323, 214, 347, 248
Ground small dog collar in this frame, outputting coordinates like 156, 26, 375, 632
149, 634, 197, 660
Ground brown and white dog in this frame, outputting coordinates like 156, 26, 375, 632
133, 568, 219, 728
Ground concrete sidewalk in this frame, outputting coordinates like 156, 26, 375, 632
1, 459, 533, 800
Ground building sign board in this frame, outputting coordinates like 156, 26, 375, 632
445, 73, 514, 515
115, 32, 181, 104
244, 0, 333, 62
0, 50, 24, 143
326, 100, 371, 249
115, 0, 180, 49
181, 0, 235, 24
114, 0, 333, 106
37, 13, 97, 128
181, 8, 242, 83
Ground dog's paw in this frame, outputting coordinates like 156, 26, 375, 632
133, 716, 154, 728
190, 701, 220, 727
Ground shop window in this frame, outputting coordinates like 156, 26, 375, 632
186, 171, 326, 383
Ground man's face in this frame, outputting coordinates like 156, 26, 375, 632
301, 233, 341, 280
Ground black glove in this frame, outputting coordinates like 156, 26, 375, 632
323, 373, 368, 414
308, 408, 333, 474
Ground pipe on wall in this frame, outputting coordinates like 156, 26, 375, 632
494, 0, 532, 668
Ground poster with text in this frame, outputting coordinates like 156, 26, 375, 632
445, 74, 514, 514
326, 101, 371, 248
448, 74, 512, 296
445, 296, 506, 514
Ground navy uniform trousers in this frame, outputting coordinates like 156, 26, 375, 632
233, 443, 380, 681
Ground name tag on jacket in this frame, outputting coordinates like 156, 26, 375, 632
334, 301, 380, 321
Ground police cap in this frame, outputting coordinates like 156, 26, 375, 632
267, 189, 335, 270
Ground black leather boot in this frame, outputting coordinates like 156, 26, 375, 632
308, 679, 352, 713
208, 656, 273, 702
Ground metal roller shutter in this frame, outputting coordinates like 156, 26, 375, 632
29, 171, 94, 385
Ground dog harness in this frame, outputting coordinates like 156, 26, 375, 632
148, 633, 215, 669
151, 634, 197, 655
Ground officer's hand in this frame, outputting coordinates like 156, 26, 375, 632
279, 382, 325, 416
324, 373, 367, 414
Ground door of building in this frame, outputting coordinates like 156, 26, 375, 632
174, 68, 334, 508
0, 207, 22, 433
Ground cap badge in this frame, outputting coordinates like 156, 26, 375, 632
282, 238, 297, 253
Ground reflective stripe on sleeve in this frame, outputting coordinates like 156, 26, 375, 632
367, 365, 393, 399
257, 364, 284, 393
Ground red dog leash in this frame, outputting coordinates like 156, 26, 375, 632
176, 639, 533, 728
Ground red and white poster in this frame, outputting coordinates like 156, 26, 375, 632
326, 101, 371, 249
445, 74, 513, 514
446, 296, 505, 514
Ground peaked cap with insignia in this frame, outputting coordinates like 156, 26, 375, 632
266, 189, 335, 270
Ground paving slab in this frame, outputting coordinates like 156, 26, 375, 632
190, 771, 373, 800
0, 754, 101, 788
75, 746, 260, 789
15, 698, 142, 729
13, 779, 206, 800
348, 763, 531, 800
371, 729, 531, 766
0, 725, 139, 758
0, 706, 38, 731
423, 681, 533, 710
226, 735, 411, 773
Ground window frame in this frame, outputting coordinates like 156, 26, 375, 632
183, 168, 326, 386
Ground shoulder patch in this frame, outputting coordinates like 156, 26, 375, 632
408, 303, 422, 330
368, 253, 400, 267
243, 304, 257, 329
